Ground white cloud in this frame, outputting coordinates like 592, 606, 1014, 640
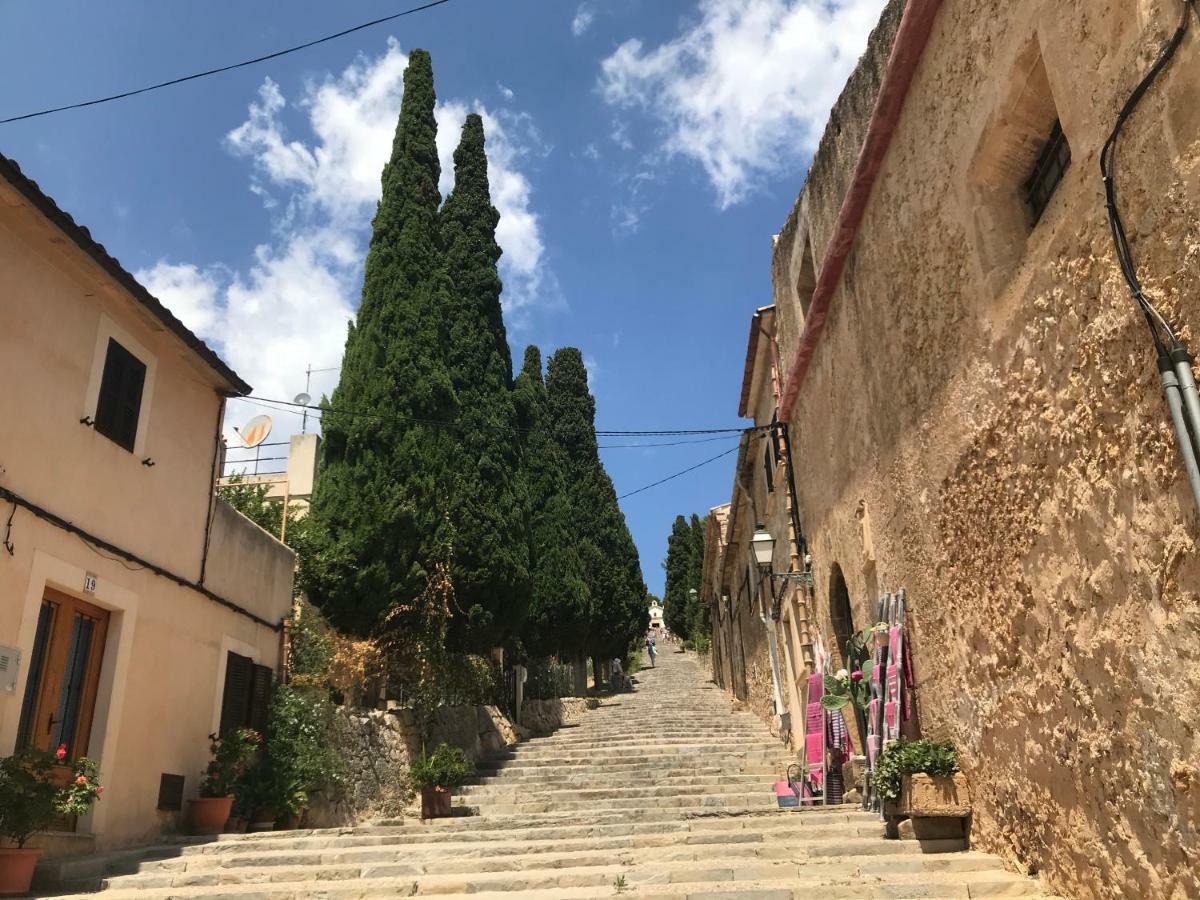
497, 82, 514, 101
138, 39, 553, 442
138, 261, 223, 337
572, 4, 595, 36
599, 0, 886, 207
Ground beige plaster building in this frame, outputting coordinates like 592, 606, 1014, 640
708, 0, 1200, 897
0, 153, 295, 855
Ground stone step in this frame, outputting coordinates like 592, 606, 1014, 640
83, 861, 1055, 898
145, 820, 897, 868
463, 774, 776, 794
168, 809, 880, 856
101, 847, 1013, 892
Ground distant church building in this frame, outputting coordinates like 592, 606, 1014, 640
648, 597, 663, 631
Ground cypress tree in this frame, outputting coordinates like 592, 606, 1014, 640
307, 49, 459, 635
514, 346, 590, 659
439, 114, 530, 650
546, 349, 648, 660
687, 513, 708, 638
662, 515, 692, 636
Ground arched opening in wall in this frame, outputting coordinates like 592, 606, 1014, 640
829, 564, 855, 669
828, 563, 866, 746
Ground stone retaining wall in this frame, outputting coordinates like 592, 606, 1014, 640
308, 696, 593, 826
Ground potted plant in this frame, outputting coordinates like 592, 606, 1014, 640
875, 738, 964, 814
190, 729, 260, 835
410, 744, 474, 820
0, 746, 103, 896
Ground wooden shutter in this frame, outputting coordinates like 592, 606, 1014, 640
219, 652, 253, 738
248, 664, 274, 735
94, 339, 146, 452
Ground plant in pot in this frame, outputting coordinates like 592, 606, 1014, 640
191, 728, 260, 835
410, 744, 474, 820
0, 747, 103, 896
875, 738, 960, 812
259, 684, 344, 830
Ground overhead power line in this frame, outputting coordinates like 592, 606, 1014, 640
0, 0, 455, 126
235, 395, 755, 437
617, 445, 742, 501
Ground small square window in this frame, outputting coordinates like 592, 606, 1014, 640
94, 338, 146, 452
1024, 120, 1071, 224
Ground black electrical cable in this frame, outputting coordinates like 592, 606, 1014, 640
0, 0, 455, 126
617, 445, 742, 501
238, 394, 759, 437
1100, 0, 1197, 353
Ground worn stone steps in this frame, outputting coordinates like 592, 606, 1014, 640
99, 849, 1034, 891
64, 649, 1059, 899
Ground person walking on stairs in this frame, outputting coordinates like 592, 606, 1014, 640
647, 633, 658, 667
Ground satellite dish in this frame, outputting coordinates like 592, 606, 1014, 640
238, 414, 273, 448
294, 392, 312, 407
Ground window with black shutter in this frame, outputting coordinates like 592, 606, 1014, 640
1024, 119, 1071, 224
218, 652, 275, 737
94, 339, 146, 452
763, 445, 775, 493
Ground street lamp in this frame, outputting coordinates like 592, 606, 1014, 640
751, 523, 814, 620
751, 525, 775, 568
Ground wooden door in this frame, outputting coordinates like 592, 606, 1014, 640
17, 589, 110, 772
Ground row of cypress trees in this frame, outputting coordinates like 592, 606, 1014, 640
663, 513, 708, 641
304, 50, 647, 665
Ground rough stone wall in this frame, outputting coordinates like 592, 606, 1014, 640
771, 2, 1200, 898
308, 702, 534, 827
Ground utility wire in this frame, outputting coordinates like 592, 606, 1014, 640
1100, 0, 1197, 352
238, 394, 756, 437
617, 445, 742, 501
0, 0, 455, 126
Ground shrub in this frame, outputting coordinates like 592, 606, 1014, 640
0, 748, 103, 848
200, 728, 261, 798
874, 738, 958, 803
409, 744, 474, 792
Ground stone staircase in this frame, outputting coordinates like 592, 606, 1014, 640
55, 649, 1060, 899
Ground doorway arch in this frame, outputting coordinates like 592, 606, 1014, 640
827, 563, 865, 746
828, 563, 855, 668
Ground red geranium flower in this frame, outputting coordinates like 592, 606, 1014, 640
56, 745, 68, 761
850, 671, 863, 683
96, 787, 104, 795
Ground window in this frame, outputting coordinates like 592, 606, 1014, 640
218, 651, 274, 737
1024, 119, 1071, 224
794, 238, 817, 321
763, 444, 775, 493
94, 338, 146, 452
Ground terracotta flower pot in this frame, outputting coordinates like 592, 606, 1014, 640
0, 847, 43, 897
188, 796, 235, 835
420, 786, 452, 820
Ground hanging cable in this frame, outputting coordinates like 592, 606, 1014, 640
1101, 0, 1200, 512
617, 445, 742, 501
0, 0, 456, 126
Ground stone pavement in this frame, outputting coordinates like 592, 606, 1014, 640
57, 647, 1061, 898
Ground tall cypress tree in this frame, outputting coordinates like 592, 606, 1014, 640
439, 114, 530, 650
514, 346, 590, 659
687, 513, 708, 638
307, 49, 459, 635
663, 515, 692, 635
546, 349, 647, 660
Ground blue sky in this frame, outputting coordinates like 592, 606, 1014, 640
1, 0, 884, 596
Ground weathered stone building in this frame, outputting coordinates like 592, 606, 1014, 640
708, 1, 1200, 897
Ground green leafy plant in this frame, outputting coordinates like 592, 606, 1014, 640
0, 748, 104, 848
874, 738, 959, 803
236, 684, 346, 818
614, 874, 628, 893
409, 743, 474, 792
200, 728, 261, 798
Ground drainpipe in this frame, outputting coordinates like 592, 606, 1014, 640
754, 565, 787, 723
779, 0, 946, 422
